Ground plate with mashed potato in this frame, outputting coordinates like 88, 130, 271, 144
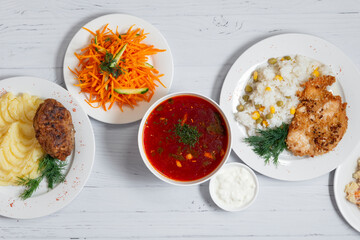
0, 76, 95, 219
220, 33, 360, 181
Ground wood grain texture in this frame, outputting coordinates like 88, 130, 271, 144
0, 0, 360, 239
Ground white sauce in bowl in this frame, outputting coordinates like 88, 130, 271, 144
209, 163, 258, 211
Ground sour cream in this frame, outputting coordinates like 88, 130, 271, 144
209, 163, 258, 211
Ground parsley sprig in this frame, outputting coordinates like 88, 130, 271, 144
17, 154, 67, 200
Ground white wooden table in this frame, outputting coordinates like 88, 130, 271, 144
1, 0, 360, 239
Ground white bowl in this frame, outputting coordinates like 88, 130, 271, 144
209, 162, 259, 211
138, 92, 232, 186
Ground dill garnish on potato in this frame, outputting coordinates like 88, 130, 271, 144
17, 154, 67, 200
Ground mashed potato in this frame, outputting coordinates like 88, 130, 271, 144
0, 92, 44, 186
235, 55, 332, 136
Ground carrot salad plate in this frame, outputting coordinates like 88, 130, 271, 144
63, 14, 174, 124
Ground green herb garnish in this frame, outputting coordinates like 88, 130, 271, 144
17, 154, 67, 200
244, 123, 289, 165
175, 122, 201, 147
16, 177, 42, 200
99, 44, 128, 78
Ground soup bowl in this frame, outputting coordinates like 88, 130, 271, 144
138, 92, 232, 186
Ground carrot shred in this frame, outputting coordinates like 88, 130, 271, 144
70, 24, 166, 111
204, 152, 214, 159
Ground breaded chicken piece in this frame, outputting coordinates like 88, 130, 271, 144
286, 76, 348, 157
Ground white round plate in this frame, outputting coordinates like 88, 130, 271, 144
334, 151, 360, 232
0, 77, 95, 219
63, 14, 174, 124
220, 33, 360, 181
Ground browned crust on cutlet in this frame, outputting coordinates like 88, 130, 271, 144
33, 99, 75, 161
286, 76, 348, 157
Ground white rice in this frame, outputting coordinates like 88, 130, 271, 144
235, 55, 332, 136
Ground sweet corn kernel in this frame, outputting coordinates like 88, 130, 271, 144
253, 71, 258, 81
251, 111, 260, 120
265, 87, 271, 91
274, 75, 283, 81
290, 107, 296, 115
259, 106, 265, 112
270, 106, 275, 114
312, 67, 320, 77
262, 120, 269, 127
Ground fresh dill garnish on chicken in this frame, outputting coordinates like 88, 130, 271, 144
17, 154, 67, 200
175, 122, 201, 147
244, 123, 289, 165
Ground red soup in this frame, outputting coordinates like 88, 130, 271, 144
143, 95, 229, 181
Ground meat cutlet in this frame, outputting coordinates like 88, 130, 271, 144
286, 75, 348, 157
33, 99, 75, 161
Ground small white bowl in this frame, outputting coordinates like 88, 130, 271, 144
138, 92, 232, 186
209, 162, 259, 211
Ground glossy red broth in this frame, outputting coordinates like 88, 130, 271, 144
143, 95, 229, 181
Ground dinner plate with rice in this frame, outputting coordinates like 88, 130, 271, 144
220, 33, 360, 181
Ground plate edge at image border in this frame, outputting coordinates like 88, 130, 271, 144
333, 147, 360, 233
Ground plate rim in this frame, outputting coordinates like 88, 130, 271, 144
220, 33, 360, 181
334, 150, 360, 233
0, 76, 95, 219
63, 13, 174, 124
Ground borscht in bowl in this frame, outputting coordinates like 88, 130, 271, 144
138, 92, 232, 185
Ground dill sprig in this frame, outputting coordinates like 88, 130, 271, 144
175, 122, 201, 147
17, 176, 42, 200
244, 123, 289, 165
17, 154, 67, 200
39, 154, 67, 189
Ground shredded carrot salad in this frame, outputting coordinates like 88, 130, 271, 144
69, 24, 166, 111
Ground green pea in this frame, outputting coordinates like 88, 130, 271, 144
268, 58, 277, 64
237, 104, 244, 112
242, 95, 249, 102
266, 113, 273, 119
245, 85, 253, 93
276, 101, 284, 107
256, 117, 263, 124
284, 56, 291, 60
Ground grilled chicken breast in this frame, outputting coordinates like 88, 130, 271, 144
33, 99, 75, 161
286, 76, 348, 157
